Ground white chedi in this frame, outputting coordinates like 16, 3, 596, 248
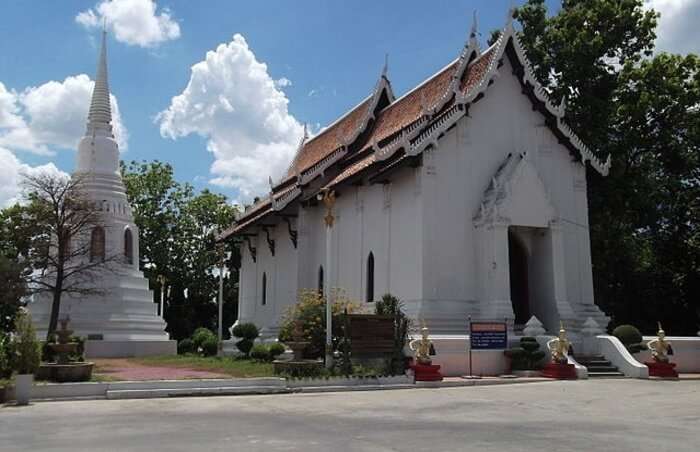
29, 32, 172, 354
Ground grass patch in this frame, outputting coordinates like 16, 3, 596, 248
129, 355, 275, 378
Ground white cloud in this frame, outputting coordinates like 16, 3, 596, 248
646, 0, 700, 54
0, 147, 68, 207
0, 75, 128, 156
275, 77, 292, 88
157, 34, 303, 201
76, 0, 180, 48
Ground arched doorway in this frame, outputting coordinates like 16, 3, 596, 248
508, 229, 530, 325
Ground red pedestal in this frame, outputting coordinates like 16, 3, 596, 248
541, 362, 577, 379
410, 362, 443, 381
645, 361, 678, 378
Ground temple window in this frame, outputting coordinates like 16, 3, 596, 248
124, 228, 134, 265
366, 252, 375, 302
318, 266, 324, 294
262, 272, 267, 305
90, 226, 105, 262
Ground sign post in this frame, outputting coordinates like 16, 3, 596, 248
466, 319, 508, 378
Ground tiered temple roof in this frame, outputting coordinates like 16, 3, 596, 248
219, 14, 610, 241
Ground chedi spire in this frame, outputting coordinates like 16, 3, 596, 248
86, 30, 113, 136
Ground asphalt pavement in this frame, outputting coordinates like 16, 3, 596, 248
1, 379, 698, 452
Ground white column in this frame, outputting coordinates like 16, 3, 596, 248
479, 223, 514, 321
549, 220, 575, 320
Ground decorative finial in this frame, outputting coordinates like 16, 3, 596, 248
302, 122, 309, 141
268, 175, 274, 192
506, 2, 516, 27
382, 53, 389, 78
469, 10, 479, 48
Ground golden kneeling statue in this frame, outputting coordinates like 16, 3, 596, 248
409, 323, 434, 365
647, 322, 672, 363
547, 322, 571, 364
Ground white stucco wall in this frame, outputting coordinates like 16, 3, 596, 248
235, 57, 607, 339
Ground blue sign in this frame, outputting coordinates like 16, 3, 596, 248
470, 322, 508, 350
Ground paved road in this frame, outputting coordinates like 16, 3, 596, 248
1, 379, 699, 452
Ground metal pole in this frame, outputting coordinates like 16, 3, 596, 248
324, 223, 333, 369
468, 315, 472, 378
217, 245, 225, 357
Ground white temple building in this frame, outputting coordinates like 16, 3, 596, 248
30, 32, 175, 357
220, 15, 612, 356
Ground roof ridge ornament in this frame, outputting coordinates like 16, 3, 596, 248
469, 10, 479, 50
382, 53, 389, 79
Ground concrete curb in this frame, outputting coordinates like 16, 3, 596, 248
1, 375, 560, 403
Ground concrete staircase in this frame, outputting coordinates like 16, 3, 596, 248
575, 354, 625, 378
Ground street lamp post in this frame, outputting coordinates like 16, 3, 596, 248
217, 242, 225, 357
319, 190, 336, 369
157, 274, 166, 319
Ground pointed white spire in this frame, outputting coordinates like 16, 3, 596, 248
469, 10, 479, 49
86, 29, 113, 136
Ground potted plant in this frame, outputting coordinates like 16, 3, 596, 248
11, 309, 41, 405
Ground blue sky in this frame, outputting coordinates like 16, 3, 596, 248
0, 0, 696, 205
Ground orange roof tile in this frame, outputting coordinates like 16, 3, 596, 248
287, 96, 373, 177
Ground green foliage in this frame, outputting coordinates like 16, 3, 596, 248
250, 344, 271, 362
612, 324, 645, 353
0, 255, 27, 334
268, 343, 286, 360
375, 293, 411, 375
191, 327, 218, 356
10, 309, 41, 375
120, 160, 240, 342
177, 338, 195, 355
200, 336, 219, 357
232, 323, 260, 340
516, 0, 700, 333
507, 337, 546, 371
0, 335, 11, 379
231, 322, 259, 357
278, 289, 360, 359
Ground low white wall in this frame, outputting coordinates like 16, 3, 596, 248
430, 335, 509, 377
636, 336, 700, 373
85, 340, 177, 358
596, 335, 648, 378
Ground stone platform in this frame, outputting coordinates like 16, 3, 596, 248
541, 362, 577, 379
645, 361, 679, 378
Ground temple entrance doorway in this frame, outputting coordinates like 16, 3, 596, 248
508, 228, 531, 326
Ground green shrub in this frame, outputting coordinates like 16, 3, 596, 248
10, 309, 41, 375
177, 338, 195, 354
612, 324, 644, 353
200, 336, 219, 357
232, 323, 259, 358
268, 343, 285, 360
191, 328, 219, 356
0, 335, 11, 379
507, 337, 545, 371
250, 344, 270, 361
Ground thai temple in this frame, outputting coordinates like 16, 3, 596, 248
30, 31, 175, 357
219, 14, 612, 368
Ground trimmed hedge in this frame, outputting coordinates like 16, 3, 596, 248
612, 324, 645, 354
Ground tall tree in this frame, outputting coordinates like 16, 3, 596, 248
15, 173, 115, 340
515, 0, 700, 333
121, 161, 240, 340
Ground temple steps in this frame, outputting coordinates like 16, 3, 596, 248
575, 354, 625, 378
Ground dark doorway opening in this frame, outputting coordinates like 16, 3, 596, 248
508, 229, 530, 325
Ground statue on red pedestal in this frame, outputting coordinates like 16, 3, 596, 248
645, 322, 678, 378
542, 322, 577, 379
409, 323, 435, 365
408, 322, 442, 381
547, 322, 571, 364
647, 322, 673, 363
